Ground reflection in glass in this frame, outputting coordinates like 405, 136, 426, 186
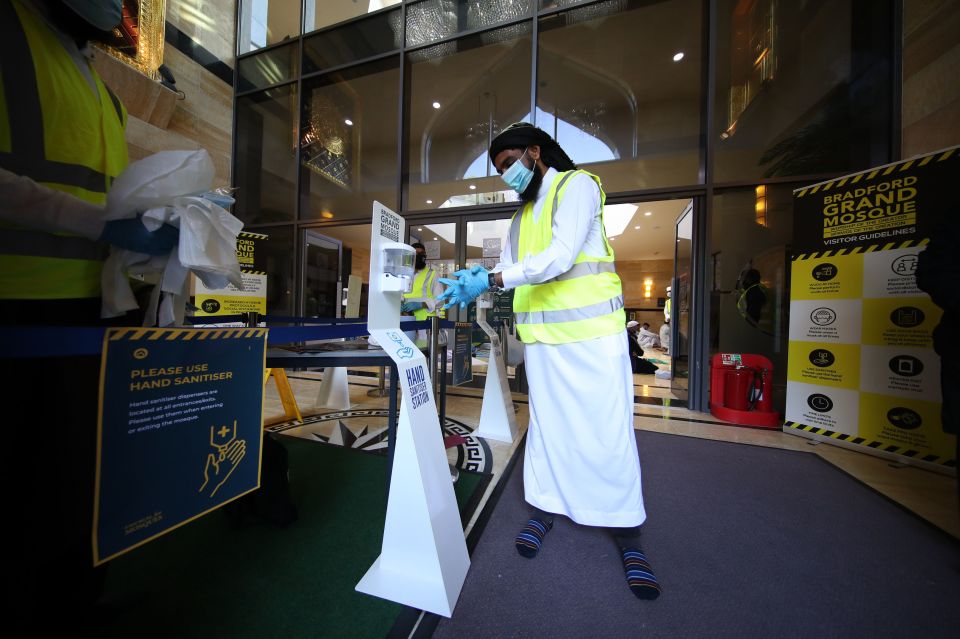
305, 0, 401, 34
710, 186, 793, 412
537, 0, 702, 192
237, 42, 298, 92
300, 57, 400, 221
258, 225, 296, 315
409, 222, 458, 280
467, 0, 532, 44
407, 27, 532, 211
465, 218, 511, 269
303, 231, 342, 318
713, 0, 892, 181
399, 0, 458, 49
671, 205, 692, 400
303, 8, 400, 73
238, 0, 302, 54
315, 224, 374, 316
234, 85, 298, 225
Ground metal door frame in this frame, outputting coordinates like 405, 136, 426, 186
299, 228, 343, 318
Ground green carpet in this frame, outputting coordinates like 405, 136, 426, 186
91, 436, 488, 638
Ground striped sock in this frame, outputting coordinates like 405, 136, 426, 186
621, 548, 661, 600
515, 518, 552, 558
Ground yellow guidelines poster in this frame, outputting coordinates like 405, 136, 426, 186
785, 147, 957, 470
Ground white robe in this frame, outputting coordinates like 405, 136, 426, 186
637, 327, 660, 349
494, 168, 645, 527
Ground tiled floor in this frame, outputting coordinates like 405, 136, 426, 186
264, 371, 959, 541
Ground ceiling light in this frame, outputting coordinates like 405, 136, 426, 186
634, 225, 641, 230
344, 119, 353, 126
320, 211, 334, 219
426, 199, 433, 204
432, 101, 441, 109
673, 52, 684, 62
644, 211, 652, 216
417, 227, 423, 231
469, 185, 476, 190
433, 237, 438, 241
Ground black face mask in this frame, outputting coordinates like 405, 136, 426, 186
415, 254, 427, 270
519, 163, 545, 204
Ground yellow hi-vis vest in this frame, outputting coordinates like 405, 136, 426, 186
0, 0, 128, 299
509, 170, 625, 345
403, 266, 438, 321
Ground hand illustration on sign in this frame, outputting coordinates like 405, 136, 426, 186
386, 331, 415, 359
198, 421, 246, 498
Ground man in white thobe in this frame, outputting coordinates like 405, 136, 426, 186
439, 122, 660, 600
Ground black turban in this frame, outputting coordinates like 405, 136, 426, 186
488, 122, 578, 171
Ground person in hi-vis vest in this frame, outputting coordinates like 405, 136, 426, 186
438, 122, 661, 600
401, 242, 444, 321
0, 1, 177, 631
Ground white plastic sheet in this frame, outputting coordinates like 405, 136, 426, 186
101, 150, 243, 326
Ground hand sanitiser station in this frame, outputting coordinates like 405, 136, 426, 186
354, 202, 470, 618
472, 292, 518, 443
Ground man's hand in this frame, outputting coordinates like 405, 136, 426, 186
99, 216, 179, 255
401, 300, 422, 313
438, 265, 490, 309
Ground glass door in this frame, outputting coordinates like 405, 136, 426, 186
302, 230, 342, 318
671, 203, 694, 402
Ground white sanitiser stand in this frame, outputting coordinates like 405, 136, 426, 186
472, 292, 518, 443
314, 367, 350, 410
354, 202, 470, 618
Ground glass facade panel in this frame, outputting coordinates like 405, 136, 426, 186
305, 0, 401, 34
406, 27, 533, 211
537, 0, 702, 192
303, 8, 400, 73
237, 42, 298, 92
234, 85, 299, 225
410, 222, 458, 279
404, 0, 460, 48
238, 0, 302, 54
710, 185, 793, 412
713, 0, 893, 182
259, 225, 297, 315
464, 0, 533, 31
300, 57, 401, 221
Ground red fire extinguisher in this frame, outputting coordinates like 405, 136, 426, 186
709, 354, 780, 428
723, 366, 755, 411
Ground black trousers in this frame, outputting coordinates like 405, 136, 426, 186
2, 298, 139, 634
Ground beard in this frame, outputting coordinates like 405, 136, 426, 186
519, 164, 545, 204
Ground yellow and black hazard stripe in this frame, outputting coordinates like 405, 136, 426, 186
784, 421, 956, 467
793, 148, 956, 199
107, 327, 268, 341
240, 270, 267, 276
793, 238, 929, 261
240, 231, 269, 240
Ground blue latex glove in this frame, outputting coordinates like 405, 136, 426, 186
401, 301, 422, 313
99, 216, 179, 255
438, 265, 490, 309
